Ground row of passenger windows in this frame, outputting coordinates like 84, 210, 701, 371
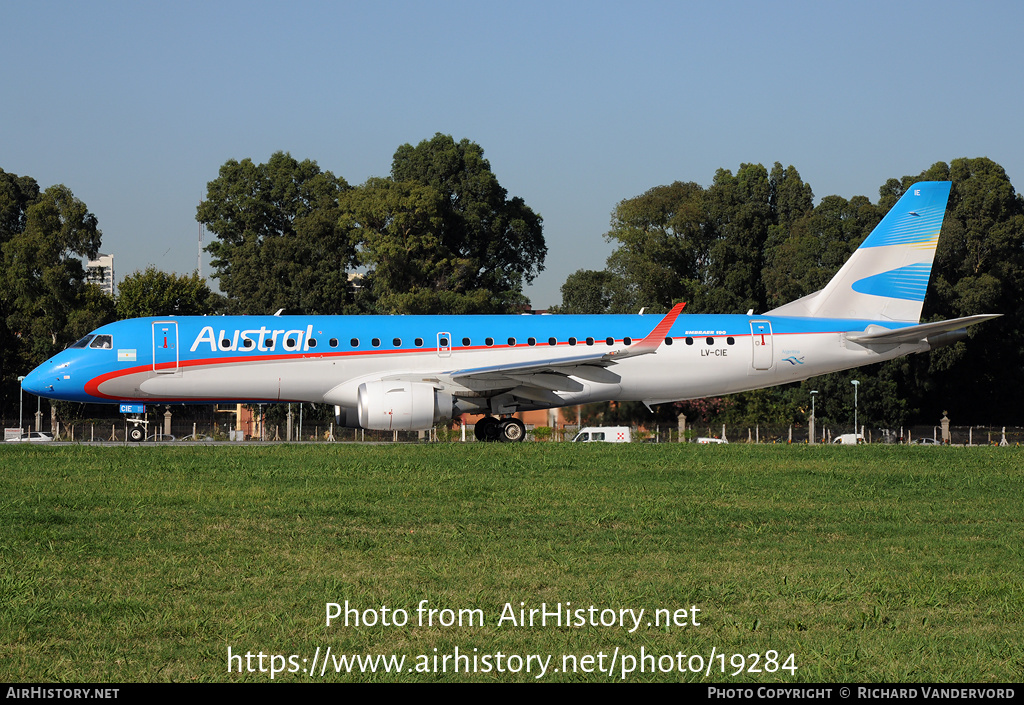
221, 335, 739, 350
78, 332, 740, 352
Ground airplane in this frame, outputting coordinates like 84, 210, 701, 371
22, 181, 999, 442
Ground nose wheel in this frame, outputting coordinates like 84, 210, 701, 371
124, 414, 149, 442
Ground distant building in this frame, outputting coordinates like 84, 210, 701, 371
87, 254, 115, 296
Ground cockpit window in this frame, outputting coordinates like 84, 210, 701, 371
69, 336, 94, 349
89, 335, 113, 349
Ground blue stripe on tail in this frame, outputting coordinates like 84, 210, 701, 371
851, 262, 933, 301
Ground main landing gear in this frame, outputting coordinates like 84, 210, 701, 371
473, 416, 526, 443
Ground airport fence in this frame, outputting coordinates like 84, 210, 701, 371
3, 417, 1022, 446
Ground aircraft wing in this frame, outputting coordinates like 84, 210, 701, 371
450, 351, 620, 393
448, 303, 686, 393
846, 314, 1000, 345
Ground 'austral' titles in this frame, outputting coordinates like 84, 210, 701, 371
190, 325, 315, 353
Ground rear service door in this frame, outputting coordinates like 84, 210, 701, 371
750, 320, 773, 370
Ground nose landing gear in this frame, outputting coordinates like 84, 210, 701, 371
126, 416, 148, 442
118, 403, 149, 443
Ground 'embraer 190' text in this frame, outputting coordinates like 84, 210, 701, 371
191, 325, 315, 353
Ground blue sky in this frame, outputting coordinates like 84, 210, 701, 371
3, 0, 1022, 309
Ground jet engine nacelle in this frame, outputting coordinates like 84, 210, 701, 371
357, 380, 453, 431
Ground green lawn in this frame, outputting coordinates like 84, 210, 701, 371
1, 444, 1021, 682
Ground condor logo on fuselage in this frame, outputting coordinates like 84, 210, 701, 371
190, 325, 315, 353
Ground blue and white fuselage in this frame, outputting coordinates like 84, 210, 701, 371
21, 312, 931, 404
21, 182, 999, 440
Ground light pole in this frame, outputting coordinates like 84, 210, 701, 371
851, 379, 860, 441
17, 376, 25, 437
810, 390, 818, 445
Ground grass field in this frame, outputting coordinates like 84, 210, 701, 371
1, 443, 1021, 682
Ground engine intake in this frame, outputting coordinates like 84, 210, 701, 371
357, 380, 453, 431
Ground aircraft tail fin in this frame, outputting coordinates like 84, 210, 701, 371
767, 181, 952, 322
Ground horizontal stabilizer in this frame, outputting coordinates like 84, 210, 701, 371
846, 314, 1000, 345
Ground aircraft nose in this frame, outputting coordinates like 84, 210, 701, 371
22, 362, 61, 397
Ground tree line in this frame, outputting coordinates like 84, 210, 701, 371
558, 158, 1024, 428
0, 134, 545, 422
3, 148, 1021, 428
197, 134, 545, 316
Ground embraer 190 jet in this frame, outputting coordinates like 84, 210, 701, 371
23, 181, 998, 441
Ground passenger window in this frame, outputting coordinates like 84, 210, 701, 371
285, 338, 297, 349
90, 335, 113, 349
220, 339, 232, 349
508, 337, 516, 346
528, 337, 536, 346
606, 337, 614, 346
242, 339, 255, 350
548, 337, 557, 346
393, 338, 402, 347
415, 338, 424, 347
706, 337, 714, 345
624, 337, 632, 345
308, 338, 317, 348
727, 337, 735, 345
439, 337, 449, 347
462, 337, 471, 346
266, 339, 274, 349
665, 337, 673, 345
486, 337, 494, 346
685, 337, 693, 345
568, 337, 577, 346
372, 338, 381, 347
586, 337, 594, 346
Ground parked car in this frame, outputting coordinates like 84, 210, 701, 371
6, 432, 54, 443
912, 437, 943, 445
571, 426, 632, 443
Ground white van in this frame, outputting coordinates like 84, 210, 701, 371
832, 433, 865, 445
571, 426, 632, 443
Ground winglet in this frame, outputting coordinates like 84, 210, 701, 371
604, 302, 686, 360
